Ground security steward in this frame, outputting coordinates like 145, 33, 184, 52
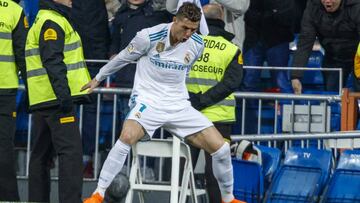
25, 0, 91, 202
186, 4, 243, 203
0, 0, 28, 201
356, 43, 360, 80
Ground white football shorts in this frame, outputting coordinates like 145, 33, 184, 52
126, 101, 213, 139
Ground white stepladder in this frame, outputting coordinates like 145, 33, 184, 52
125, 137, 207, 203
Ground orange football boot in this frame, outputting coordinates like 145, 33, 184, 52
222, 199, 247, 203
83, 192, 103, 203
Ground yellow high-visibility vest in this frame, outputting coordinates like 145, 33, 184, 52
355, 43, 360, 79
0, 0, 23, 89
187, 35, 239, 122
25, 9, 90, 106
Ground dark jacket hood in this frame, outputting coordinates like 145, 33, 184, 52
206, 18, 234, 41
39, 0, 72, 20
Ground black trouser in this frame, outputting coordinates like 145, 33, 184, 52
190, 123, 232, 203
0, 95, 19, 201
29, 107, 83, 203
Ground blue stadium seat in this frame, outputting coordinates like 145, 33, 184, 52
256, 145, 281, 188
232, 159, 264, 203
321, 150, 360, 203
284, 147, 332, 187
302, 51, 324, 88
265, 165, 323, 203
337, 149, 360, 170
289, 48, 324, 91
321, 169, 360, 203
264, 147, 332, 203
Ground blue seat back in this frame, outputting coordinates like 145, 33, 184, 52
284, 147, 332, 187
337, 150, 360, 170
322, 169, 360, 203
232, 159, 264, 203
284, 147, 331, 169
265, 165, 323, 203
264, 148, 332, 202
256, 145, 281, 186
321, 150, 360, 202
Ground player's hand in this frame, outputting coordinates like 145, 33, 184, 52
291, 78, 302, 95
81, 78, 100, 94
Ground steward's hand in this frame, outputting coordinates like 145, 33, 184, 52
81, 78, 100, 94
291, 78, 302, 95
188, 92, 202, 110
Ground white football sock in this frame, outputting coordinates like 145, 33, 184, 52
211, 142, 234, 202
96, 140, 131, 196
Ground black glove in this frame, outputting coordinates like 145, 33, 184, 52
188, 92, 202, 110
59, 97, 73, 113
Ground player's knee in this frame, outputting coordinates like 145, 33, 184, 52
212, 142, 230, 161
119, 130, 137, 145
209, 136, 226, 154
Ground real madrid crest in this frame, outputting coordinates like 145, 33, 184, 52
184, 53, 191, 64
135, 112, 141, 119
127, 43, 135, 53
156, 42, 165, 53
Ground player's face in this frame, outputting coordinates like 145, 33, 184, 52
54, 0, 72, 7
321, 0, 341, 12
172, 17, 199, 43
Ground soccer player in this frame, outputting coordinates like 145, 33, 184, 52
82, 2, 244, 203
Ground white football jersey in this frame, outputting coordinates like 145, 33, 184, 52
96, 23, 204, 111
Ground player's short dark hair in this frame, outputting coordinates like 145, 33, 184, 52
176, 2, 202, 22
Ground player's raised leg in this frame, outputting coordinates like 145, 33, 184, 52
186, 126, 246, 203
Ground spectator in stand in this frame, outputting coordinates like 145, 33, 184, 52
294, 0, 308, 34
71, 0, 111, 178
291, 0, 360, 94
152, 0, 167, 11
241, 0, 296, 94
109, 0, 172, 135
0, 0, 28, 200
239, 0, 295, 134
105, 0, 121, 22
211, 0, 250, 50
166, 0, 250, 50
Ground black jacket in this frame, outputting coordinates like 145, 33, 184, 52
110, 0, 172, 88
291, 0, 360, 79
30, 0, 90, 112
188, 19, 243, 113
294, 0, 308, 33
71, 0, 110, 61
0, 5, 27, 96
243, 0, 296, 51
